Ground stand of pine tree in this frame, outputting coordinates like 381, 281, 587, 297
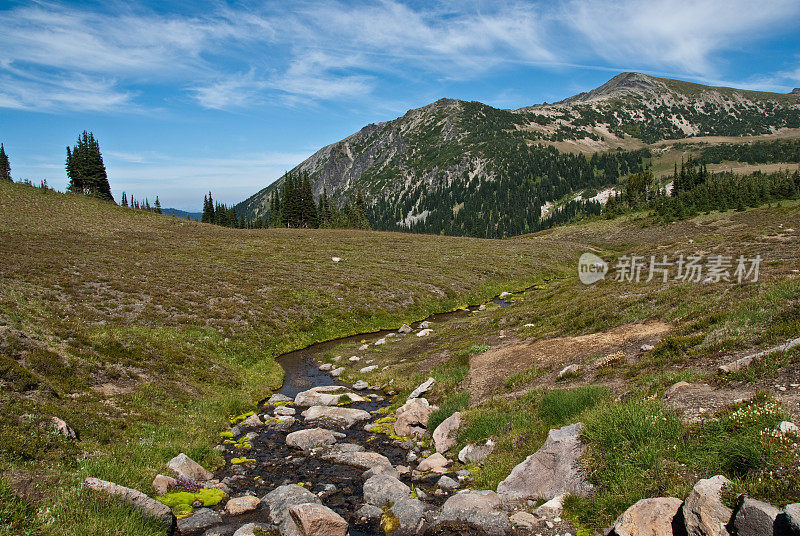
65, 131, 113, 202
0, 143, 11, 182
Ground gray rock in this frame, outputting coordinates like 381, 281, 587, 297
683, 475, 733, 536
433, 412, 461, 453
419, 321, 431, 329
231, 523, 277, 536
330, 367, 345, 377
167, 452, 214, 481
416, 329, 433, 337
395, 398, 438, 436
264, 417, 295, 432
362, 464, 400, 481
417, 452, 450, 473
437, 475, 459, 491
557, 364, 581, 380
262, 484, 321, 535
497, 423, 592, 502
391, 497, 426, 535
274, 406, 296, 416
294, 386, 365, 407
357, 504, 384, 521
360, 365, 378, 374
363, 473, 411, 506
301, 406, 371, 428
225, 495, 261, 515
785, 503, 800, 533
285, 428, 344, 451
408, 378, 436, 400
152, 474, 176, 496
268, 393, 293, 404
733, 497, 781, 536
321, 445, 394, 472
509, 511, 540, 531
289, 503, 348, 536
318, 363, 333, 371
611, 497, 683, 536
352, 380, 369, 390
399, 324, 413, 334
430, 490, 511, 536
50, 416, 77, 440
82, 477, 175, 533
458, 440, 495, 465
177, 508, 222, 535
777, 421, 799, 435
241, 414, 262, 427
534, 494, 565, 518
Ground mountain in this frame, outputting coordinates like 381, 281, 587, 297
162, 208, 202, 221
237, 72, 800, 237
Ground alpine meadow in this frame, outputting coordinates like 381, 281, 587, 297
2, 2, 800, 536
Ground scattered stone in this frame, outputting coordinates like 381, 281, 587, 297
241, 414, 262, 427
497, 423, 592, 502
286, 428, 344, 451
51, 417, 77, 440
395, 397, 438, 436
359, 344, 370, 351
331, 257, 341, 263
318, 363, 333, 372
295, 385, 365, 407
777, 421, 799, 435
499, 292, 512, 298
683, 475, 733, 536
167, 453, 214, 482
321, 445, 394, 473
458, 440, 495, 465
265, 416, 296, 432
733, 497, 781, 536
534, 494, 565, 518
437, 475, 459, 491
664, 381, 692, 399
301, 406, 371, 428
374, 338, 386, 346
419, 321, 431, 329
557, 364, 581, 380
391, 497, 426, 535
262, 484, 321, 532
433, 412, 461, 453
178, 508, 222, 535
399, 324, 413, 333
274, 406, 296, 416
478, 304, 487, 311
408, 378, 436, 400
349, 356, 361, 362
232, 523, 277, 536
611, 497, 683, 536
785, 503, 800, 533
641, 344, 655, 351
225, 495, 261, 515
83, 478, 175, 533
352, 380, 369, 390
151, 474, 176, 496
289, 503, 348, 536
363, 464, 400, 481
718, 356, 754, 374
267, 393, 293, 404
363, 473, 411, 506
431, 490, 511, 536
509, 511, 540, 531
417, 452, 451, 473
360, 365, 378, 374
417, 329, 433, 337
331, 367, 345, 377
358, 504, 384, 522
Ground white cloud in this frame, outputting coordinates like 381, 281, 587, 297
564, 0, 800, 77
0, 71, 134, 112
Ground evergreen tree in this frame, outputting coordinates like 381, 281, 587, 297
121, 191, 128, 207
153, 196, 162, 214
202, 192, 214, 223
65, 131, 113, 201
0, 143, 11, 181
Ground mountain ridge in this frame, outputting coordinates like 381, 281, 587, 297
237, 72, 800, 235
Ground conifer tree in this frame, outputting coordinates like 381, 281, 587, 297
153, 196, 162, 214
0, 143, 11, 181
121, 191, 128, 207
65, 131, 113, 201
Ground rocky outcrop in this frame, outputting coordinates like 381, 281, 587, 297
83, 477, 176, 534
610, 497, 684, 536
497, 423, 592, 502
683, 475, 732, 536
732, 497, 782, 536
294, 386, 365, 407
286, 428, 345, 451
432, 412, 461, 453
320, 444, 394, 472
301, 406, 371, 428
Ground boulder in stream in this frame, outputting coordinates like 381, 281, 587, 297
285, 428, 344, 451
294, 386, 364, 407
301, 406, 371, 428
289, 503, 348, 536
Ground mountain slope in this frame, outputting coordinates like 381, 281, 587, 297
238, 73, 800, 236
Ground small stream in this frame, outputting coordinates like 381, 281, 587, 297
209, 294, 516, 536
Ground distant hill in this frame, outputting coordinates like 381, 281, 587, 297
162, 208, 202, 221
238, 72, 800, 237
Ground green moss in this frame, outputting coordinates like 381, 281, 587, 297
156, 491, 196, 508
230, 457, 255, 464
219, 431, 234, 439
381, 510, 400, 533
172, 503, 193, 519
195, 488, 226, 506
156, 487, 226, 510
229, 411, 255, 424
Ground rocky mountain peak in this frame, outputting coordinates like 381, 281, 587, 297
791, 88, 800, 95
558, 72, 666, 104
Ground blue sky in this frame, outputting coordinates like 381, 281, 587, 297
1, 0, 799, 210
